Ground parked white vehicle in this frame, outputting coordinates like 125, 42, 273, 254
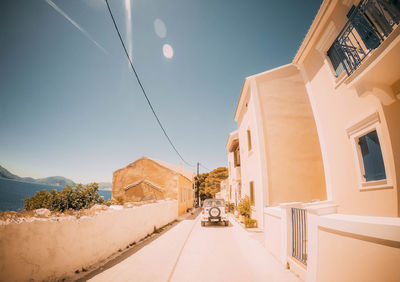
201, 199, 228, 226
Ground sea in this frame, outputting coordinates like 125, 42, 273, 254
0, 178, 112, 212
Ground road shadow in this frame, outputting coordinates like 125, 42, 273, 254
201, 221, 233, 228
178, 208, 200, 221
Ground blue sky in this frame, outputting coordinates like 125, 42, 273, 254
0, 0, 322, 183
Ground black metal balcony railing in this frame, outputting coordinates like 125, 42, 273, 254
328, 0, 400, 76
291, 207, 308, 265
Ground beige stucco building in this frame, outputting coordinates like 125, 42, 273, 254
229, 0, 400, 281
294, 0, 400, 218
112, 157, 194, 216
216, 179, 228, 202
226, 131, 242, 206
228, 64, 327, 228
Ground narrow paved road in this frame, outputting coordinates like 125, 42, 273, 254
89, 215, 300, 282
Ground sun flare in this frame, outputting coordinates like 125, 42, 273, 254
163, 44, 174, 59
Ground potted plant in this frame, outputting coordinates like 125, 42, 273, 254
238, 196, 251, 223
244, 217, 257, 228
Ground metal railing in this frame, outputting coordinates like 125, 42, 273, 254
291, 207, 308, 265
331, 0, 400, 76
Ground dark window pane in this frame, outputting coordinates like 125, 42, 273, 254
358, 130, 386, 181
327, 42, 346, 77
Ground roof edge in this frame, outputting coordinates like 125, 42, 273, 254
233, 63, 294, 122
233, 78, 249, 122
293, 0, 337, 64
113, 157, 194, 181
225, 130, 239, 151
124, 179, 165, 192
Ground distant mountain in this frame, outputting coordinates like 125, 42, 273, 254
0, 165, 76, 187
22, 177, 36, 183
35, 176, 76, 187
0, 165, 21, 180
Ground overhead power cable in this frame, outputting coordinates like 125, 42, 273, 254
105, 0, 195, 168
199, 163, 211, 172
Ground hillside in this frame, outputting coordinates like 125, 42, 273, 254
196, 167, 228, 199
0, 165, 76, 187
35, 176, 76, 187
0, 165, 21, 180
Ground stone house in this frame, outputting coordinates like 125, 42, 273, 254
112, 157, 194, 216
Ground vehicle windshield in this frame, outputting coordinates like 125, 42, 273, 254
204, 200, 223, 207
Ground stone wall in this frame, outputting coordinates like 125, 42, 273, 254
0, 200, 177, 281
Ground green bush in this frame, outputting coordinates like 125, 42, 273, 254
238, 196, 251, 218
244, 217, 257, 228
24, 183, 105, 212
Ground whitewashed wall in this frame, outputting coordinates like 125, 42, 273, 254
0, 200, 177, 281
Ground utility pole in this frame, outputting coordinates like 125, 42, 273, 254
196, 162, 200, 207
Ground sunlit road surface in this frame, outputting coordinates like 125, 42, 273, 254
89, 215, 300, 282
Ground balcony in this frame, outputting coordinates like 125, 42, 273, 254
328, 0, 400, 77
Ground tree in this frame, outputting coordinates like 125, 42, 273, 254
24, 183, 105, 212
196, 167, 228, 200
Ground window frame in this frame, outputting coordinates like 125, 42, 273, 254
247, 129, 252, 152
346, 111, 392, 190
249, 181, 255, 206
233, 146, 241, 167
315, 21, 348, 87
327, 41, 347, 77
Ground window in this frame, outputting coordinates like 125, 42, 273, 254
315, 21, 344, 82
346, 111, 392, 190
358, 130, 386, 181
234, 147, 240, 167
204, 200, 223, 207
249, 181, 255, 206
247, 129, 252, 151
327, 42, 346, 77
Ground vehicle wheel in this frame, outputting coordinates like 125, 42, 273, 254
225, 221, 228, 226
209, 207, 221, 218
201, 221, 205, 227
